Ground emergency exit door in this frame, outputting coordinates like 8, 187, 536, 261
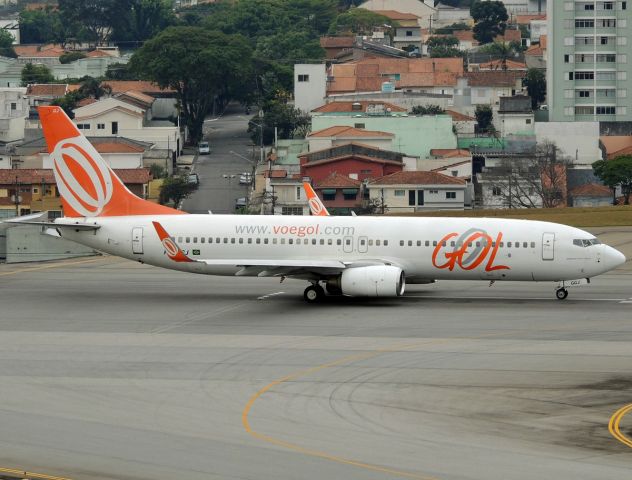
132, 227, 144, 254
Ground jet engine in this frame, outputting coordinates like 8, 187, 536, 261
332, 265, 405, 297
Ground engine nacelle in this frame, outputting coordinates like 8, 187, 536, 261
339, 265, 405, 297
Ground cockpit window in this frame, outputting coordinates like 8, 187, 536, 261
573, 238, 601, 247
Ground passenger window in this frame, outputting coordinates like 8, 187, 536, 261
523, 242, 527, 248
208, 238, 212, 244
215, 237, 220, 243
376, 240, 381, 246
345, 239, 351, 245
231, 238, 235, 244
238, 238, 243, 244
507, 242, 512, 247
360, 239, 366, 246
425, 241, 429, 247
256, 238, 261, 244
264, 239, 269, 244
468, 242, 472, 247
312, 239, 317, 245
433, 241, 437, 246
320, 239, 325, 245
515, 242, 519, 248
281, 238, 286, 244
450, 241, 455, 247
273, 238, 277, 244
289, 239, 294, 245
384, 240, 388, 246
442, 241, 446, 247
531, 242, 535, 248
500, 242, 504, 247
186, 237, 190, 243
475, 242, 480, 247
400, 240, 405, 246
193, 237, 197, 243
178, 237, 183, 243
368, 239, 373, 246
328, 239, 333, 245
337, 239, 342, 245
201, 237, 205, 244
408, 240, 413, 247
247, 238, 252, 244
223, 238, 228, 243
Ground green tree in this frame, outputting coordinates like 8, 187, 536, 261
593, 156, 632, 205
59, 51, 86, 64
159, 175, 198, 206
78, 77, 112, 99
471, 0, 508, 44
411, 105, 445, 115
475, 105, 493, 133
58, 0, 129, 45
524, 68, 546, 109
113, 0, 176, 44
478, 41, 517, 70
434, 22, 471, 34
329, 8, 393, 35
0, 30, 16, 58
50, 90, 84, 117
248, 100, 311, 145
105, 62, 138, 80
21, 63, 55, 86
255, 31, 325, 63
426, 36, 462, 58
131, 26, 253, 144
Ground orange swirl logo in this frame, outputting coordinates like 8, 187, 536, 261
51, 136, 113, 217
161, 237, 179, 257
309, 197, 324, 215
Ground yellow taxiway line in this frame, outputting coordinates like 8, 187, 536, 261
0, 466, 72, 480
609, 403, 632, 449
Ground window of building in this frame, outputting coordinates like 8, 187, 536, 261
575, 19, 595, 28
323, 190, 336, 201
354, 123, 365, 128
298, 74, 309, 82
578, 90, 591, 98
445, 191, 456, 199
97, 123, 105, 130
296, 186, 301, 200
342, 189, 358, 200
10, 102, 16, 110
584, 2, 595, 9
597, 106, 616, 115
394, 189, 405, 197
623, 1, 627, 10
575, 71, 595, 80
596, 54, 616, 63
492, 186, 502, 196
360, 169, 372, 174
77, 123, 90, 130
281, 206, 304, 215
526, 118, 532, 124
575, 106, 595, 115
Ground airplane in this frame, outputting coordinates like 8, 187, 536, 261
7, 106, 626, 303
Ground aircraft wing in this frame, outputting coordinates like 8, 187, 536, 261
198, 259, 345, 277
4, 213, 100, 231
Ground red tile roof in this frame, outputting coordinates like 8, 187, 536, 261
86, 50, 113, 58
312, 101, 406, 113
446, 110, 475, 121
373, 10, 419, 21
26, 83, 68, 97
525, 44, 544, 57
369, 171, 465, 186
464, 71, 526, 87
320, 36, 354, 48
264, 169, 288, 178
0, 168, 151, 185
495, 29, 521, 43
92, 142, 145, 154
315, 172, 362, 188
478, 59, 527, 71
569, 184, 611, 197
76, 97, 97, 107
14, 44, 65, 58
452, 30, 475, 43
308, 126, 394, 138
607, 145, 632, 160
514, 14, 546, 25
102, 81, 175, 95
430, 149, 471, 158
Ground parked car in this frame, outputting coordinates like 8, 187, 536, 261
187, 173, 199, 185
198, 141, 210, 154
239, 172, 252, 185
235, 197, 247, 210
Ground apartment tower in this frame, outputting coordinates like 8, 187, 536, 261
548, 1, 632, 122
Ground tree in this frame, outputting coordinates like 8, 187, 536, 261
59, 51, 86, 64
411, 105, 445, 115
113, 0, 176, 44
21, 63, 55, 86
255, 31, 325, 63
471, 0, 508, 44
158, 175, 198, 206
593, 156, 632, 205
248, 99, 311, 145
487, 141, 572, 209
105, 62, 138, 80
434, 22, 471, 34
328, 8, 394, 35
58, 0, 129, 46
131, 27, 253, 144
0, 30, 16, 58
425, 36, 462, 58
524, 68, 546, 109
475, 105, 493, 133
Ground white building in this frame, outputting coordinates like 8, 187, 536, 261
294, 64, 327, 114
307, 126, 395, 152
360, 0, 436, 27
0, 87, 27, 143
482, 0, 546, 13
534, 122, 601, 166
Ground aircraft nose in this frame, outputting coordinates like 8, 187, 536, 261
603, 245, 626, 271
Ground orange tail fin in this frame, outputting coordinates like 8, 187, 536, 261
39, 106, 184, 218
303, 182, 329, 217
152, 221, 193, 263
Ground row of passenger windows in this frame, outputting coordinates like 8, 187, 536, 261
176, 236, 390, 246
399, 240, 537, 249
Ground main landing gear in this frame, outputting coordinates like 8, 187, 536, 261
304, 283, 325, 303
555, 288, 569, 300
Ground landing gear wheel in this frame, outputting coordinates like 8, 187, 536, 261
555, 288, 568, 300
304, 284, 325, 303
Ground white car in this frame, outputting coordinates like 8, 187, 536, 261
239, 172, 252, 185
198, 141, 210, 154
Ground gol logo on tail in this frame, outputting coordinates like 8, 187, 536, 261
432, 229, 509, 272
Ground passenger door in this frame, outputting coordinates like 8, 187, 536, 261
542, 232, 554, 261
132, 227, 144, 254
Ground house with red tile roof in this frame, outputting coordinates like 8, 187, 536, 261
319, 36, 354, 59
312, 172, 363, 214
453, 71, 527, 111
568, 183, 613, 207
368, 170, 467, 212
307, 125, 395, 152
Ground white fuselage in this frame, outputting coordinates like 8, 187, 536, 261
56, 214, 622, 283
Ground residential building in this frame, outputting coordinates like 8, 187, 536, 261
568, 183, 612, 206
446, 109, 477, 136
26, 84, 73, 108
0, 87, 28, 143
483, 0, 546, 14
534, 121, 602, 165
547, 0, 632, 122
359, 0, 436, 27
374, 10, 420, 27
311, 113, 457, 158
314, 172, 363, 215
300, 143, 406, 185
311, 100, 407, 116
392, 25, 422, 54
433, 3, 472, 26
307, 126, 395, 152
453, 71, 527, 113
419, 148, 472, 173
268, 176, 309, 216
319, 36, 354, 60
294, 64, 327, 114
525, 36, 546, 70
495, 95, 535, 137
368, 170, 467, 212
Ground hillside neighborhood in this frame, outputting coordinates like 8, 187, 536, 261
0, 0, 631, 260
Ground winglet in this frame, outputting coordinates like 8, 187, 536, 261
152, 221, 194, 263
303, 182, 329, 216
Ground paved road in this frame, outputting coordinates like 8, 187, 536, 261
0, 252, 631, 480
181, 104, 256, 214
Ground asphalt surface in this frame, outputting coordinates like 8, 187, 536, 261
181, 104, 256, 214
0, 231, 631, 480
